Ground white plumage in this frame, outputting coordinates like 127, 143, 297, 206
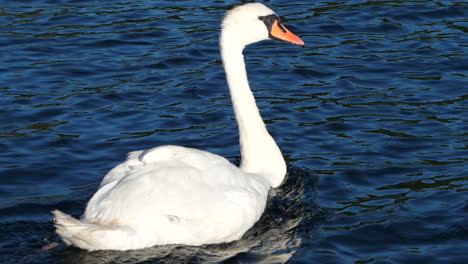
53, 3, 303, 251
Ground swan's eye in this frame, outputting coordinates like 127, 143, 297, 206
258, 16, 265, 21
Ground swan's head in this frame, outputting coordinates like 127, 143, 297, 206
221, 3, 304, 49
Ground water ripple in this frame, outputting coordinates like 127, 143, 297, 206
0, 0, 466, 263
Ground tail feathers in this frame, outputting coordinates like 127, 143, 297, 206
52, 210, 135, 251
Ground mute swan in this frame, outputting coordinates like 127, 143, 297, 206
53, 3, 304, 251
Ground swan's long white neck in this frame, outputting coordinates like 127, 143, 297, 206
220, 34, 286, 188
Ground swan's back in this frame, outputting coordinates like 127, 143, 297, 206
100, 145, 237, 186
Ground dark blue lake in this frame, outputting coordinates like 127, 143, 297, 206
0, 0, 466, 263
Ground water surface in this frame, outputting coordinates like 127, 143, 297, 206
0, 0, 466, 263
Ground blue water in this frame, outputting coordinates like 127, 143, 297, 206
0, 0, 467, 263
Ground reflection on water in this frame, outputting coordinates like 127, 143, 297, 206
0, 0, 466, 263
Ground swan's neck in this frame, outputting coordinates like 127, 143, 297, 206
220, 39, 286, 188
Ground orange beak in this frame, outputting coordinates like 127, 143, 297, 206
270, 20, 305, 46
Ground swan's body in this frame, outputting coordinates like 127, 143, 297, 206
53, 3, 304, 251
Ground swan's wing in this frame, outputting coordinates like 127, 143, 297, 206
84, 145, 269, 231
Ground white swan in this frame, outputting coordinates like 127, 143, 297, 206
53, 3, 304, 251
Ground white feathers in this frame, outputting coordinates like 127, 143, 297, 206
53, 3, 287, 251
